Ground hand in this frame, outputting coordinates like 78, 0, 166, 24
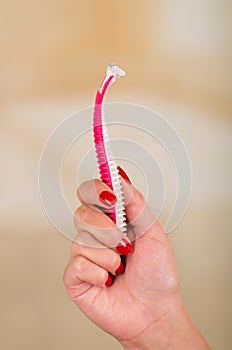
63, 168, 210, 349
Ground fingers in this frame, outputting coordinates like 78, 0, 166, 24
74, 205, 131, 252
71, 231, 121, 275
64, 256, 112, 291
77, 179, 117, 208
63, 236, 125, 298
76, 175, 155, 239
75, 167, 165, 247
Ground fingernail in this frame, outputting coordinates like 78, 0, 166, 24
99, 191, 117, 207
116, 237, 133, 256
117, 166, 132, 185
105, 274, 113, 287
115, 261, 125, 275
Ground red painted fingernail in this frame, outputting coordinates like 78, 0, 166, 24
99, 191, 117, 207
105, 274, 113, 287
115, 261, 125, 275
117, 166, 131, 185
116, 238, 133, 256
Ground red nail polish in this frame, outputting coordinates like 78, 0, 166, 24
115, 261, 125, 275
117, 166, 131, 185
116, 238, 133, 256
99, 191, 117, 206
105, 274, 113, 287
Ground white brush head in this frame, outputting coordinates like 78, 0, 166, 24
99, 62, 126, 91
107, 62, 126, 80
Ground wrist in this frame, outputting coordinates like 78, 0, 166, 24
120, 301, 210, 350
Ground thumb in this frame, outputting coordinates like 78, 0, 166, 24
118, 166, 167, 242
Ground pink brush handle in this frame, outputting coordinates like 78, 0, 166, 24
93, 75, 116, 223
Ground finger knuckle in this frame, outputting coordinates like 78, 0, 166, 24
70, 240, 81, 257
74, 205, 90, 222
78, 230, 98, 246
74, 256, 88, 274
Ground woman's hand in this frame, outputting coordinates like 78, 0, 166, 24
63, 168, 210, 349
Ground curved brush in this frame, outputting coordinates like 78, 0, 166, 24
93, 63, 127, 233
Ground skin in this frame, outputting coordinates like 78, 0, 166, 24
63, 176, 211, 349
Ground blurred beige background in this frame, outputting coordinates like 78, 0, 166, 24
0, 1, 231, 349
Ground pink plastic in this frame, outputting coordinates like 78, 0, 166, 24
93, 75, 116, 223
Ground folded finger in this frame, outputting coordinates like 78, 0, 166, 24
64, 255, 113, 291
77, 179, 117, 209
71, 231, 123, 276
74, 205, 132, 254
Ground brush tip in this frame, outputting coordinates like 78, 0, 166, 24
107, 62, 126, 80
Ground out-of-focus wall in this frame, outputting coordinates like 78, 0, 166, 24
0, 1, 231, 349
1, 0, 231, 115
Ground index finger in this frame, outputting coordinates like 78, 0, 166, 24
77, 179, 117, 208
